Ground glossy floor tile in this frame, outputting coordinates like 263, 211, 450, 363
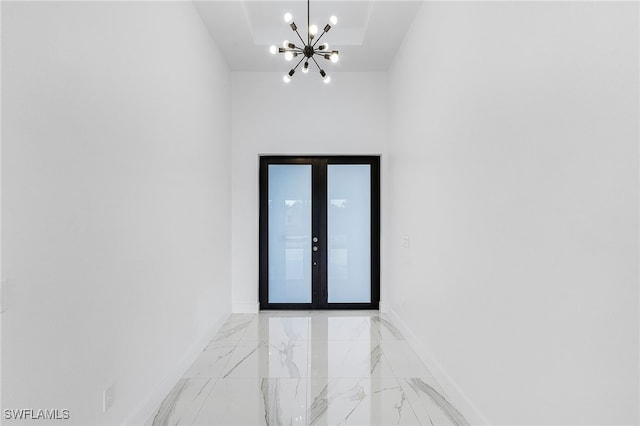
148, 311, 469, 426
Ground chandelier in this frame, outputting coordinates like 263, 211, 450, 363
269, 0, 339, 84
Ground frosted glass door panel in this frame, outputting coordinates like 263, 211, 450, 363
268, 165, 312, 303
327, 165, 371, 303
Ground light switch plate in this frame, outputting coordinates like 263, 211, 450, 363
401, 236, 410, 248
103, 386, 114, 412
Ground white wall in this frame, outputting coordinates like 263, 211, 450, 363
231, 72, 388, 311
0, 1, 4, 416
388, 2, 639, 424
1, 2, 231, 424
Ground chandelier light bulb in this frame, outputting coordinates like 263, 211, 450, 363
284, 13, 293, 23
330, 16, 338, 26
302, 62, 309, 73
283, 40, 290, 48
330, 52, 339, 63
323, 75, 331, 84
284, 51, 294, 61
269, 45, 277, 55
319, 43, 329, 51
283, 74, 291, 83
309, 24, 318, 36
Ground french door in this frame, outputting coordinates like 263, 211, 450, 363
259, 156, 380, 310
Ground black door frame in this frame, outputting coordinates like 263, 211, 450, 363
259, 155, 380, 310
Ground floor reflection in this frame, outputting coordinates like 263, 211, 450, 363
148, 311, 469, 426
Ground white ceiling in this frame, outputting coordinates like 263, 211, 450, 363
194, 1, 423, 72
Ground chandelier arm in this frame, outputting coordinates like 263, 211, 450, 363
293, 55, 306, 71
311, 30, 327, 48
313, 52, 331, 60
292, 28, 306, 46
281, 47, 303, 54
311, 56, 323, 70
281, 43, 303, 51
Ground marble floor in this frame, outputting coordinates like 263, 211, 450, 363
147, 311, 469, 426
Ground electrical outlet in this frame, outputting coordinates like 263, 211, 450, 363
401, 236, 410, 248
103, 386, 114, 412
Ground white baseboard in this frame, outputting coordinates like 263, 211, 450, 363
232, 301, 259, 313
386, 307, 492, 425
125, 311, 230, 426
